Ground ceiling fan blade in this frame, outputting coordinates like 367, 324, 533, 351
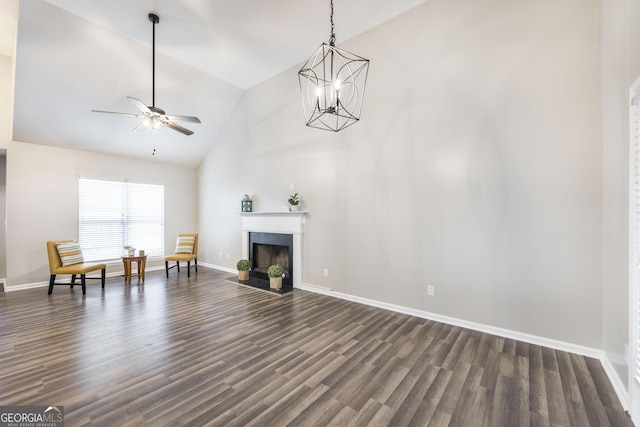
164, 114, 201, 124
162, 120, 194, 136
92, 109, 139, 118
132, 122, 145, 132
127, 96, 151, 113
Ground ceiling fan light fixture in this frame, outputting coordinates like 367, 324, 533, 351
298, 0, 370, 132
144, 115, 162, 130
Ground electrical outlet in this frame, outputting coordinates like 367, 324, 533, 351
323, 268, 329, 277
427, 285, 435, 296
219, 252, 223, 259
226, 252, 230, 259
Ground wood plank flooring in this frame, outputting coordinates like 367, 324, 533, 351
0, 268, 634, 426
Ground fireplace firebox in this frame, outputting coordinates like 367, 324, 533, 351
249, 232, 294, 286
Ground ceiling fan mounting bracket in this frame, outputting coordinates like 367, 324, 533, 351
149, 106, 165, 115
148, 13, 159, 24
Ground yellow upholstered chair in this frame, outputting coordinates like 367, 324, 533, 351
46, 240, 106, 295
165, 234, 198, 278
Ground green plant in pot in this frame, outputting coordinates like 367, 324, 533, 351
267, 264, 285, 290
288, 193, 300, 211
236, 259, 251, 281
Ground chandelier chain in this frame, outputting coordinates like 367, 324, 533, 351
329, 0, 335, 46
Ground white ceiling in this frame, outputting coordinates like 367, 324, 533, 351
10, 0, 426, 167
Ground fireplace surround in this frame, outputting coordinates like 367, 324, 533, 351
240, 212, 306, 288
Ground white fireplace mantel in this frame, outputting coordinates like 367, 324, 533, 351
240, 212, 306, 287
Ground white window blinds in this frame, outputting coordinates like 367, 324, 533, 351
79, 178, 164, 261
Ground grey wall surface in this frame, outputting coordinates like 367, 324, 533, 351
602, 0, 640, 393
199, 0, 604, 349
6, 141, 197, 287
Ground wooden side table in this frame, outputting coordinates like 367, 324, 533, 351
122, 255, 147, 283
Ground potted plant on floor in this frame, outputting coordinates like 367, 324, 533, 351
288, 193, 300, 211
267, 264, 285, 290
236, 259, 251, 281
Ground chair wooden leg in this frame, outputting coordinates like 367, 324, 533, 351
48, 275, 56, 295
176, 262, 180, 272
195, 258, 198, 272
165, 261, 169, 278
101, 268, 106, 289
81, 274, 86, 295
187, 261, 191, 277
70, 274, 76, 288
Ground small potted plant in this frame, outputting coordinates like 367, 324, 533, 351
124, 245, 136, 256
288, 193, 300, 211
267, 264, 285, 289
236, 259, 251, 281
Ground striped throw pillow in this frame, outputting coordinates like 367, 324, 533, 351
57, 242, 84, 266
175, 236, 195, 254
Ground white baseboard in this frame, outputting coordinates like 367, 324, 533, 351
200, 262, 236, 275
299, 283, 602, 357
599, 354, 630, 411
4, 264, 632, 413
296, 281, 631, 412
4, 266, 166, 292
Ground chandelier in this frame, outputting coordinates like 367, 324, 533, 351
298, 0, 370, 132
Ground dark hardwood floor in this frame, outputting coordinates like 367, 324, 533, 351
0, 268, 634, 426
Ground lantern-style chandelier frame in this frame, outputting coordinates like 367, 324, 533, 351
298, 0, 370, 132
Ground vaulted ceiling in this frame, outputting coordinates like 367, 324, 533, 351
9, 0, 426, 167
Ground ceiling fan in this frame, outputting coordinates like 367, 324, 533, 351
92, 13, 201, 136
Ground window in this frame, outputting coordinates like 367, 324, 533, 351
79, 178, 164, 261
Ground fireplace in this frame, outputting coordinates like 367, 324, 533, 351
249, 232, 293, 285
240, 211, 306, 289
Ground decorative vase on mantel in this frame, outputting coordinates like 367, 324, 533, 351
241, 194, 253, 212
288, 192, 300, 212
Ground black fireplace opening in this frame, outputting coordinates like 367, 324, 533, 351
249, 232, 294, 286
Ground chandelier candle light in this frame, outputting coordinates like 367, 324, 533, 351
298, 0, 370, 132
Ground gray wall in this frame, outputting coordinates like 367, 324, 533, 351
199, 0, 604, 349
0, 2, 199, 289
5, 141, 197, 287
602, 0, 640, 393
0, 0, 635, 407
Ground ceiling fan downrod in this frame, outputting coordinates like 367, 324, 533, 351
149, 13, 159, 109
